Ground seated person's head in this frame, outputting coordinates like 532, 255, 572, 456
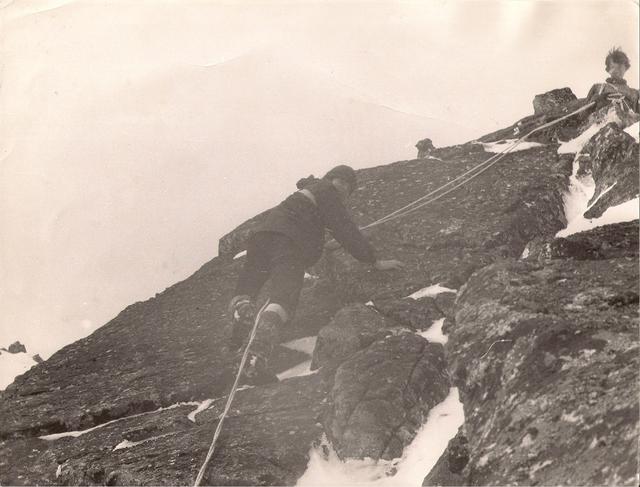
605, 47, 630, 80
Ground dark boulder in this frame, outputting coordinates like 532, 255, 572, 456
7, 342, 27, 354
533, 87, 577, 115
311, 303, 400, 370
324, 333, 449, 460
416, 138, 436, 158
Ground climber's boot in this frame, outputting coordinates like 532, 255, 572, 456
228, 295, 255, 351
239, 310, 284, 386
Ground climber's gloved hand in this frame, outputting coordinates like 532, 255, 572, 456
373, 259, 405, 271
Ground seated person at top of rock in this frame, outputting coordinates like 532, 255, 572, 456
228, 164, 404, 384
587, 47, 639, 113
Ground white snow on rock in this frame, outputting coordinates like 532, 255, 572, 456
557, 110, 620, 154
481, 139, 545, 153
0, 350, 38, 390
277, 336, 319, 380
233, 250, 247, 260
558, 197, 639, 238
113, 432, 175, 451
417, 318, 448, 344
281, 336, 317, 355
297, 388, 464, 486
624, 121, 639, 142
40, 401, 200, 440
188, 399, 214, 422
557, 148, 638, 237
406, 284, 456, 300
277, 360, 317, 381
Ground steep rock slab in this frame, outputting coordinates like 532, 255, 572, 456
581, 123, 639, 218
324, 333, 449, 461
0, 255, 318, 439
0, 374, 328, 486
448, 258, 638, 486
317, 143, 569, 302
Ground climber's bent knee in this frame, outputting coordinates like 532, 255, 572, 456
264, 303, 288, 323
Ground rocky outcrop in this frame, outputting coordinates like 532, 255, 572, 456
581, 123, 639, 218
533, 88, 578, 115
3, 342, 27, 354
324, 333, 449, 460
446, 236, 638, 485
479, 88, 590, 144
416, 138, 436, 158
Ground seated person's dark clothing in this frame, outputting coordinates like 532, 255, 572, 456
587, 77, 639, 113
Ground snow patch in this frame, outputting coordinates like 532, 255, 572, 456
556, 145, 638, 237
0, 350, 38, 390
281, 336, 317, 355
482, 139, 545, 153
277, 336, 319, 380
277, 360, 318, 381
113, 439, 139, 450
557, 110, 620, 154
40, 401, 199, 440
624, 121, 639, 142
406, 284, 456, 300
233, 250, 247, 260
188, 399, 214, 422
558, 197, 639, 237
297, 388, 464, 486
417, 318, 448, 344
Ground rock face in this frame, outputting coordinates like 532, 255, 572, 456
447, 247, 638, 486
1, 84, 638, 486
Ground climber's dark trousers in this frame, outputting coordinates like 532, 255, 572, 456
235, 231, 306, 359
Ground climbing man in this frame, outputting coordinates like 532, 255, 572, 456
587, 47, 639, 113
228, 164, 404, 383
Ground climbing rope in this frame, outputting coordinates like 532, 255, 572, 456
359, 101, 596, 230
194, 300, 270, 487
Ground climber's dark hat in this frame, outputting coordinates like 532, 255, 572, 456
323, 165, 357, 194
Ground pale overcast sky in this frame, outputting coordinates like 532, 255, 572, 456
1, 0, 638, 358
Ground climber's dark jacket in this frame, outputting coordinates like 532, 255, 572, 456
587, 77, 639, 113
255, 178, 376, 267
